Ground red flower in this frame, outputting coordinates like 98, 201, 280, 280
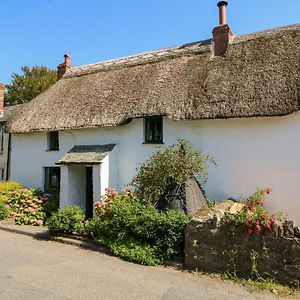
255, 220, 260, 225
255, 225, 261, 233
247, 228, 254, 235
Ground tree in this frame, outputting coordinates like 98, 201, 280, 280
4, 66, 56, 105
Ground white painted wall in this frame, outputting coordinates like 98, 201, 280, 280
10, 112, 300, 224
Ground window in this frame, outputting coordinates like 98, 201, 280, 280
44, 167, 60, 192
48, 131, 59, 150
144, 116, 163, 144
0, 168, 4, 180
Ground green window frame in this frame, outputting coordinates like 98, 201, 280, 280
144, 116, 163, 144
48, 131, 59, 151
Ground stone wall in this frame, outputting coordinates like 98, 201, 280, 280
184, 202, 300, 287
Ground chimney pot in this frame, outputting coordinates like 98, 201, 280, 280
0, 83, 5, 111
57, 54, 72, 80
217, 1, 228, 25
212, 1, 233, 56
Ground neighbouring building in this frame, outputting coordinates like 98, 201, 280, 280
5, 2, 300, 223
0, 83, 21, 181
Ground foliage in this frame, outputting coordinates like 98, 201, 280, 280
231, 188, 275, 235
206, 198, 218, 208
6, 188, 47, 225
42, 191, 60, 218
102, 237, 161, 266
4, 65, 56, 105
131, 139, 216, 204
0, 201, 10, 220
87, 188, 190, 265
0, 181, 23, 202
47, 205, 85, 234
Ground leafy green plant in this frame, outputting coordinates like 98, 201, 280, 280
87, 189, 190, 265
131, 139, 216, 204
231, 188, 275, 235
47, 205, 85, 234
42, 191, 59, 218
6, 188, 47, 226
0, 201, 10, 220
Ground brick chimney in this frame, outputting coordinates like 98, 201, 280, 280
212, 1, 233, 56
57, 54, 72, 80
0, 83, 5, 111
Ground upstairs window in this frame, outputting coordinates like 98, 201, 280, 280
144, 116, 163, 144
44, 167, 60, 193
48, 131, 59, 150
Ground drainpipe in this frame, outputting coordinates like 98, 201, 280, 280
6, 133, 11, 180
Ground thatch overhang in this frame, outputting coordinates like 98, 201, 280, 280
6, 24, 300, 134
0, 105, 23, 123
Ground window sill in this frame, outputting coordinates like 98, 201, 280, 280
46, 149, 60, 152
0, 151, 3, 155
143, 141, 164, 145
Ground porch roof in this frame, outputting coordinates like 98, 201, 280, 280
59, 144, 115, 164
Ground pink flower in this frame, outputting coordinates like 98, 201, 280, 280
265, 223, 271, 230
37, 200, 43, 204
36, 220, 43, 226
255, 220, 260, 225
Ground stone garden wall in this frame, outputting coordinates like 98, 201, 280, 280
184, 201, 300, 287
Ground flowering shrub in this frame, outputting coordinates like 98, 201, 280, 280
233, 188, 275, 235
6, 188, 48, 226
94, 187, 133, 215
0, 181, 23, 202
87, 188, 190, 265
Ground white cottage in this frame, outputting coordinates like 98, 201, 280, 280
5, 3, 300, 223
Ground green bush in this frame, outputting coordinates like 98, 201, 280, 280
0, 201, 10, 220
131, 139, 215, 204
0, 181, 23, 202
47, 205, 85, 234
87, 191, 190, 265
7, 188, 47, 226
42, 191, 59, 218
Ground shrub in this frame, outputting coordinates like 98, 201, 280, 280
42, 191, 59, 218
7, 188, 47, 226
232, 188, 276, 235
0, 201, 10, 220
131, 139, 215, 204
0, 181, 23, 202
47, 205, 85, 234
87, 189, 190, 265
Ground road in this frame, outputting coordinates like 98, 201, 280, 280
0, 230, 296, 300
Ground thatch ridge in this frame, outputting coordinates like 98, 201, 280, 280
6, 24, 300, 133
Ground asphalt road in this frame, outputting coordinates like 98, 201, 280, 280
0, 230, 296, 300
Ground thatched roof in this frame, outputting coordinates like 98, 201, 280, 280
0, 105, 23, 123
6, 24, 300, 133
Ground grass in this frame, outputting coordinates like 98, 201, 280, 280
190, 269, 300, 297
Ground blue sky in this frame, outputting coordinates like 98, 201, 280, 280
1, 0, 299, 84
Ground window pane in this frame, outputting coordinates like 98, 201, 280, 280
145, 117, 163, 143
49, 131, 59, 150
44, 167, 60, 192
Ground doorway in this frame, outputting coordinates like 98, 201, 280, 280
85, 167, 93, 218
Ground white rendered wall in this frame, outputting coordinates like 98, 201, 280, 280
10, 112, 300, 224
